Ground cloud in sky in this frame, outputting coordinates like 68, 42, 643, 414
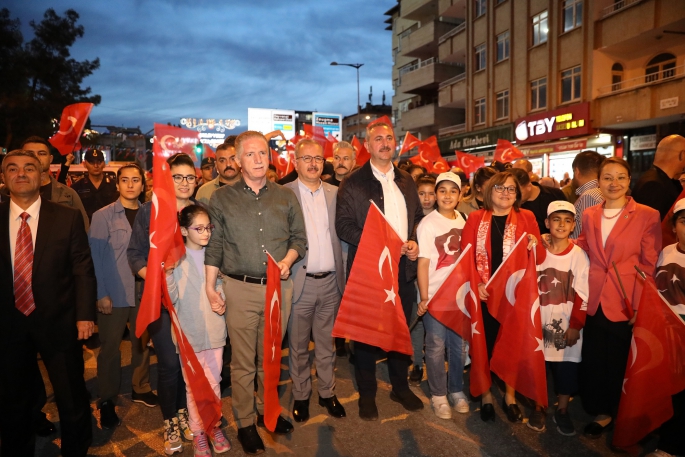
5, 0, 396, 132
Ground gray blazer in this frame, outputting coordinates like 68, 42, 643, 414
285, 180, 345, 302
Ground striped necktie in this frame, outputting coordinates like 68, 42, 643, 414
14, 212, 36, 316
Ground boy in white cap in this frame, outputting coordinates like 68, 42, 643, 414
415, 172, 469, 419
528, 201, 590, 435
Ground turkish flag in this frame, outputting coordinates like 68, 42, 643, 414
270, 148, 294, 179
453, 151, 485, 176
332, 203, 412, 355
434, 228, 462, 271
263, 252, 284, 432
303, 124, 327, 147
613, 278, 685, 448
484, 233, 529, 323
351, 135, 370, 166
493, 139, 524, 163
399, 132, 422, 156
409, 136, 450, 174
538, 267, 575, 307
202, 143, 215, 159
662, 189, 685, 246
490, 250, 548, 407
324, 133, 338, 159
49, 103, 93, 156
427, 244, 492, 397
367, 115, 394, 131
152, 123, 200, 159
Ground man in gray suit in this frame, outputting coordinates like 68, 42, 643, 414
285, 139, 346, 423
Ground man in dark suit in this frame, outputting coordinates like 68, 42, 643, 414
0, 149, 96, 457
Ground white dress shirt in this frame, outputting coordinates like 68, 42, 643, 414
370, 162, 408, 239
10, 197, 41, 269
297, 179, 335, 274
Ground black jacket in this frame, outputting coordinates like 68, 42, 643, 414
335, 161, 423, 282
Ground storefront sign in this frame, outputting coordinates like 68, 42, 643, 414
313, 113, 343, 140
519, 139, 587, 156
438, 124, 513, 155
514, 102, 592, 144
660, 97, 679, 110
630, 134, 657, 151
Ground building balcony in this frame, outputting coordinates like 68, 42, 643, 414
595, 65, 685, 128
438, 123, 466, 137
438, 22, 466, 64
401, 0, 439, 21
401, 103, 465, 130
398, 58, 464, 94
401, 20, 461, 59
438, 73, 466, 108
438, 0, 466, 19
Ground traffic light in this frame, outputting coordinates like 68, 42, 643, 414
194, 143, 203, 156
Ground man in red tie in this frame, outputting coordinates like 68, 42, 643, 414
0, 150, 96, 457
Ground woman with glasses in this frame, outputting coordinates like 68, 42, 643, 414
571, 157, 661, 442
461, 171, 545, 423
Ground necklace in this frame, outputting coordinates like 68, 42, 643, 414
492, 214, 506, 238
601, 200, 628, 220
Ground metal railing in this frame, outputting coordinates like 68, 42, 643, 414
601, 0, 643, 18
439, 72, 466, 88
438, 21, 466, 44
598, 63, 684, 95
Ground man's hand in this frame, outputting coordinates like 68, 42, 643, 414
478, 283, 489, 301
417, 299, 429, 316
404, 241, 419, 261
277, 262, 291, 280
77, 321, 94, 340
65, 153, 75, 166
206, 287, 225, 314
565, 328, 581, 347
265, 130, 286, 142
540, 234, 552, 250
97, 296, 113, 315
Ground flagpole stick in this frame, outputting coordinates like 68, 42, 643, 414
612, 261, 634, 319
633, 265, 647, 280
408, 316, 419, 332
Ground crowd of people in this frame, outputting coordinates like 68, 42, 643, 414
0, 127, 683, 457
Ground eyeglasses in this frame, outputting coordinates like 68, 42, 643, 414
600, 176, 629, 184
296, 155, 325, 164
172, 174, 197, 184
493, 185, 517, 194
187, 224, 214, 234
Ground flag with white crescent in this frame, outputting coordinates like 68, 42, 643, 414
453, 151, 485, 176
48, 103, 93, 156
493, 139, 524, 163
263, 251, 284, 432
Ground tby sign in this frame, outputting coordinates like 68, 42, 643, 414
514, 102, 592, 144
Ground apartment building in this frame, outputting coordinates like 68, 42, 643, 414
341, 102, 392, 142
387, 0, 685, 180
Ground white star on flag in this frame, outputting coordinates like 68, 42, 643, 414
551, 277, 561, 287
535, 337, 544, 352
671, 274, 680, 284
384, 287, 396, 305
472, 321, 480, 336
149, 231, 157, 249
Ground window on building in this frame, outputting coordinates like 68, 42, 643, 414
474, 98, 486, 125
496, 90, 509, 119
561, 66, 581, 102
475, 0, 486, 17
496, 31, 510, 62
563, 0, 582, 32
496, 0, 507, 4
475, 43, 486, 71
532, 11, 548, 46
531, 77, 547, 110
645, 53, 676, 83
611, 63, 623, 91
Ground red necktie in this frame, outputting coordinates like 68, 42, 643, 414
14, 212, 36, 316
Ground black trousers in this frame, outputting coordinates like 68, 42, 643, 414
353, 257, 415, 397
658, 389, 685, 455
0, 310, 92, 457
579, 305, 632, 418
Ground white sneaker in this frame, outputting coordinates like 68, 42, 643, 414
163, 418, 183, 455
431, 395, 452, 420
448, 392, 470, 414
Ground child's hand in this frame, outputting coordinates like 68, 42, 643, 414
565, 328, 581, 347
417, 299, 428, 316
211, 301, 226, 316
206, 287, 225, 313
478, 283, 489, 301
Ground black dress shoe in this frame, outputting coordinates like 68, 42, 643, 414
335, 338, 347, 358
502, 398, 523, 423
237, 425, 265, 455
319, 395, 346, 418
409, 366, 423, 387
99, 400, 121, 429
257, 414, 294, 434
480, 403, 495, 422
293, 399, 310, 422
390, 389, 424, 411
34, 415, 57, 437
583, 420, 613, 439
358, 396, 378, 421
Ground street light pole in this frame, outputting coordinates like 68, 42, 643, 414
330, 62, 364, 134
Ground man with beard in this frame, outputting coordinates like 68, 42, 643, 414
335, 121, 424, 420
196, 136, 241, 205
325, 141, 356, 187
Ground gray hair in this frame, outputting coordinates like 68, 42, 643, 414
333, 141, 355, 159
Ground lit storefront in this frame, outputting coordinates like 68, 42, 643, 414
438, 124, 514, 162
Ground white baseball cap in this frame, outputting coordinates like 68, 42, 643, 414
547, 200, 576, 216
435, 172, 461, 190
673, 198, 685, 215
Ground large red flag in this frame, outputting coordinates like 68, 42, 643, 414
662, 189, 685, 246
303, 124, 327, 146
270, 148, 294, 179
409, 136, 450, 174
484, 233, 529, 323
493, 139, 524, 163
49, 103, 93, 156
202, 143, 215, 159
489, 250, 548, 407
367, 115, 393, 131
351, 136, 370, 166
324, 133, 338, 159
453, 151, 486, 176
263, 252, 284, 432
332, 203, 412, 355
613, 278, 685, 448
427, 244, 492, 397
152, 123, 200, 160
399, 132, 422, 156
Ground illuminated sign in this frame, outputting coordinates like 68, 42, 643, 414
514, 102, 592, 144
248, 108, 296, 140
438, 125, 513, 154
179, 118, 241, 148
313, 113, 343, 140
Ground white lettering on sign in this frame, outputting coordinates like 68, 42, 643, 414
515, 112, 586, 142
660, 97, 679, 110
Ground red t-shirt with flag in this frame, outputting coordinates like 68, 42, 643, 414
537, 244, 589, 362
656, 243, 685, 320
417, 210, 466, 298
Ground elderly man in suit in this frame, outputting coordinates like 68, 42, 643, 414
284, 139, 347, 423
0, 150, 96, 457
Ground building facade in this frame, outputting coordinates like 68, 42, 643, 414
342, 102, 392, 142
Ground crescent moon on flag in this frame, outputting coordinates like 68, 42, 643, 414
151, 192, 159, 220
56, 116, 77, 136
537, 274, 550, 295
530, 299, 540, 327
460, 157, 472, 168
632, 327, 664, 375
501, 148, 515, 161
269, 290, 279, 361
505, 269, 526, 305
419, 147, 430, 164
443, 235, 458, 256
630, 335, 637, 367
159, 135, 178, 152
379, 246, 393, 280
455, 281, 475, 319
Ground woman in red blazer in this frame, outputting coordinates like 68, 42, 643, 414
461, 171, 545, 423
575, 157, 661, 439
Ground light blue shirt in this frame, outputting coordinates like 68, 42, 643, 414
297, 178, 335, 274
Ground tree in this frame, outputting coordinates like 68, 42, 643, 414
0, 8, 100, 149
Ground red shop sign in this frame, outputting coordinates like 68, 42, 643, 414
514, 102, 593, 145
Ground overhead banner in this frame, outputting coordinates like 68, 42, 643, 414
514, 102, 592, 144
313, 113, 342, 140
179, 118, 241, 148
248, 108, 296, 140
